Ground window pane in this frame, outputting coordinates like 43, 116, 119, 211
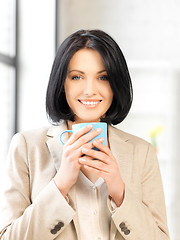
0, 0, 16, 56
0, 63, 15, 163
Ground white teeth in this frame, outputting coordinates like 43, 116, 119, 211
81, 101, 100, 105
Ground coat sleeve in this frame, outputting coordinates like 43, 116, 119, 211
0, 133, 76, 240
111, 143, 170, 240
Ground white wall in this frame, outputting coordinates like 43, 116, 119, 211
18, 0, 55, 131
58, 0, 180, 65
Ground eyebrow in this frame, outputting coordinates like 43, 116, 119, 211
68, 69, 107, 74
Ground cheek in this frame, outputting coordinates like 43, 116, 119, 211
64, 88, 73, 107
104, 84, 113, 103
64, 82, 75, 98
65, 84, 80, 108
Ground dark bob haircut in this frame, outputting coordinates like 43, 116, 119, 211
46, 29, 133, 125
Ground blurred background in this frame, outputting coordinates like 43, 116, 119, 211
0, 0, 179, 239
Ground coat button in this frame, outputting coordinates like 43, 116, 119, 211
124, 229, 130, 235
57, 221, 64, 228
50, 221, 64, 234
119, 222, 125, 229
121, 226, 128, 232
54, 221, 64, 231
50, 228, 57, 235
119, 222, 130, 235
54, 225, 61, 232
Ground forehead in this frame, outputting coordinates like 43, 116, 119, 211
68, 48, 105, 71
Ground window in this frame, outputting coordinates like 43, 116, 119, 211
0, 0, 17, 163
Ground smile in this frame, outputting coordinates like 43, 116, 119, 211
78, 99, 102, 107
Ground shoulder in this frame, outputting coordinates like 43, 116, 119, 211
12, 126, 50, 144
108, 124, 153, 156
109, 125, 157, 168
11, 121, 66, 147
109, 124, 150, 146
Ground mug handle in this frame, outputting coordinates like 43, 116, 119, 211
60, 130, 73, 145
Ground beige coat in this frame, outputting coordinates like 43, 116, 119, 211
0, 121, 169, 239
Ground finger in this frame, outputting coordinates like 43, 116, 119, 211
64, 137, 104, 162
83, 165, 109, 178
79, 137, 104, 151
68, 137, 103, 160
79, 155, 94, 162
81, 147, 109, 164
72, 128, 103, 149
65, 125, 93, 145
79, 157, 109, 173
92, 140, 115, 159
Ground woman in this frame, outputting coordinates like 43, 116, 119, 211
0, 30, 169, 239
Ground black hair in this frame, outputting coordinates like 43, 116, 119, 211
46, 29, 133, 125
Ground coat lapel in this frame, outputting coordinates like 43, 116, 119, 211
108, 125, 134, 187
46, 121, 81, 239
108, 125, 134, 240
46, 122, 66, 171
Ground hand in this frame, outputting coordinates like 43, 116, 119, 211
79, 139, 125, 207
54, 125, 103, 197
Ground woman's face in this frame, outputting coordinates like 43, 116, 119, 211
64, 48, 113, 123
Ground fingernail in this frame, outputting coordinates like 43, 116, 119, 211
98, 137, 104, 142
82, 148, 89, 153
96, 128, 102, 132
94, 137, 104, 144
87, 125, 93, 128
79, 158, 86, 162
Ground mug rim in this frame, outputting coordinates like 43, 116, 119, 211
72, 122, 107, 127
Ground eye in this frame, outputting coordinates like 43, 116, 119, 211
72, 75, 81, 80
99, 75, 108, 81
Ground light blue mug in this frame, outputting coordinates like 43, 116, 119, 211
60, 122, 107, 147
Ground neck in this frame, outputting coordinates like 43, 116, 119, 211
67, 120, 73, 130
67, 120, 101, 130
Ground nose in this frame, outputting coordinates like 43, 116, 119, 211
83, 78, 97, 96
